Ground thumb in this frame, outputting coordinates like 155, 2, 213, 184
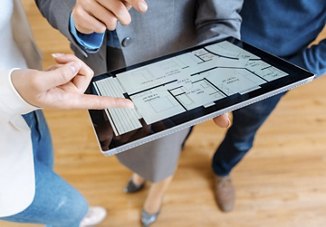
213, 113, 231, 128
41, 62, 81, 90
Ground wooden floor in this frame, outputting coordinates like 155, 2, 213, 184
2, 1, 326, 226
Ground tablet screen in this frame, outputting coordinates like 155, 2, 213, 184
90, 38, 314, 155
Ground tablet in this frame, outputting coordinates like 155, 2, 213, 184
89, 37, 314, 156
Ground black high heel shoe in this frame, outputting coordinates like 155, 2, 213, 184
124, 179, 145, 193
141, 209, 160, 227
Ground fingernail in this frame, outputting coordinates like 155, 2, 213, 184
125, 100, 134, 108
51, 53, 65, 58
139, 1, 148, 12
118, 99, 134, 109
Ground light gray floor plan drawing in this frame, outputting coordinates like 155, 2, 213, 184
94, 41, 288, 136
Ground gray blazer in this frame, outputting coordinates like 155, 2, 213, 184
36, 0, 242, 74
36, 0, 243, 181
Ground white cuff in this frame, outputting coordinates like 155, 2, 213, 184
0, 68, 39, 119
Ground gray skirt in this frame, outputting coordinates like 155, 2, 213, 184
116, 129, 190, 182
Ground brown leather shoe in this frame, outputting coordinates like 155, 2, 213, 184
214, 175, 235, 212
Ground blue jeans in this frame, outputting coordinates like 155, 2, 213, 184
1, 110, 88, 227
212, 93, 285, 176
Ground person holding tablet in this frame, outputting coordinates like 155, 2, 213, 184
35, 0, 241, 225
211, 0, 325, 213
0, 0, 133, 226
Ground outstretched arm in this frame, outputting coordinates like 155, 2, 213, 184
0, 54, 133, 121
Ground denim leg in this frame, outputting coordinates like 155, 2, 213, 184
3, 159, 89, 227
20, 110, 53, 167
2, 111, 88, 227
212, 92, 286, 176
33, 110, 54, 169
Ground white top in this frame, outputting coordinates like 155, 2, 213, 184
0, 0, 26, 69
0, 0, 40, 217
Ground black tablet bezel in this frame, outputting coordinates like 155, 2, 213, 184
89, 37, 314, 155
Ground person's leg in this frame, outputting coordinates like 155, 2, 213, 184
143, 176, 173, 214
3, 160, 89, 227
2, 111, 89, 227
124, 175, 175, 227
212, 93, 285, 176
33, 110, 54, 168
120, 129, 190, 226
212, 93, 285, 212
141, 176, 173, 227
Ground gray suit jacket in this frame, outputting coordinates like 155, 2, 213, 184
36, 0, 243, 75
36, 0, 243, 181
